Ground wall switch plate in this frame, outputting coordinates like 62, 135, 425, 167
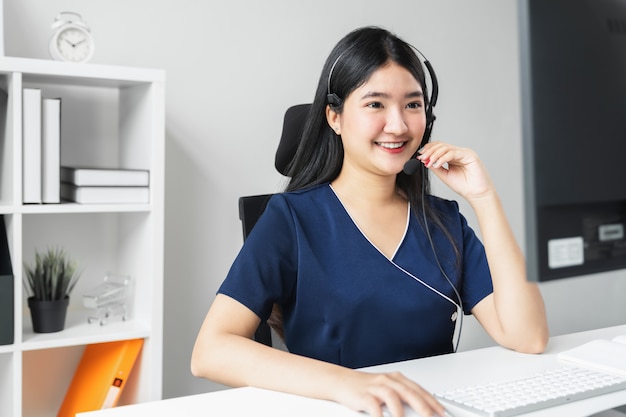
548, 237, 584, 269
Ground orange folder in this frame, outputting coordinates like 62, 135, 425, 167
57, 338, 144, 417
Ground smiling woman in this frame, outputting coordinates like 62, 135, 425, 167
326, 62, 426, 177
191, 25, 548, 417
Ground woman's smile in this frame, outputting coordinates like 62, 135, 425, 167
375, 141, 408, 153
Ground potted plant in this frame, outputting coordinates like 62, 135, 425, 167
23, 247, 81, 333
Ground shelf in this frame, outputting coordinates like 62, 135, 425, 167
0, 56, 165, 87
0, 57, 164, 417
21, 310, 151, 351
14, 203, 152, 214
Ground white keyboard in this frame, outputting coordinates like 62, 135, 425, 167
434, 366, 626, 417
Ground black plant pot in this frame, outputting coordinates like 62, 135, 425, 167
27, 296, 69, 333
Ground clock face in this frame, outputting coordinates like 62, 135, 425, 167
53, 26, 94, 62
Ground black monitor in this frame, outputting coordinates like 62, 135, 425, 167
519, 0, 626, 281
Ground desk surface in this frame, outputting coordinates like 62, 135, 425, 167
80, 324, 626, 417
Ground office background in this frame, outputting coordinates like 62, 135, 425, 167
3, 0, 625, 401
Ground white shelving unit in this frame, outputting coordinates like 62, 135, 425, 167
0, 57, 165, 417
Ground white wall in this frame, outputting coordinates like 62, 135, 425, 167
4, 0, 625, 400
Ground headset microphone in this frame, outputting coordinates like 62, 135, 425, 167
403, 158, 422, 175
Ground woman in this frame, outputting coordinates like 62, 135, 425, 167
191, 26, 548, 417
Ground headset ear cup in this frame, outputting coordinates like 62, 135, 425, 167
326, 93, 343, 108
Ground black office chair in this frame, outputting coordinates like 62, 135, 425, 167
238, 103, 310, 347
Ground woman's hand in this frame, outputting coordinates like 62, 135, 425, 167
193, 295, 454, 417
417, 142, 494, 201
416, 143, 549, 354
335, 370, 448, 417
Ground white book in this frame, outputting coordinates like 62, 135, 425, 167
60, 166, 150, 187
22, 88, 42, 203
42, 98, 61, 203
558, 336, 626, 377
60, 183, 149, 204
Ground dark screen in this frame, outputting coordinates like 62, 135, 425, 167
520, 0, 626, 281
527, 0, 626, 205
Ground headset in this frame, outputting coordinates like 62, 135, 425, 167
327, 44, 464, 352
326, 44, 439, 150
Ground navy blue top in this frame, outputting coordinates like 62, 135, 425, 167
219, 184, 493, 368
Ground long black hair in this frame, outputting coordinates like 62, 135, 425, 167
286, 26, 429, 192
285, 27, 456, 257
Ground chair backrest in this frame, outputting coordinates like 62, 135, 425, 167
274, 103, 310, 176
238, 194, 274, 241
237, 194, 274, 346
237, 104, 310, 347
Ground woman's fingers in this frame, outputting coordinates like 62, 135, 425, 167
345, 371, 449, 417
418, 142, 475, 169
417, 142, 493, 199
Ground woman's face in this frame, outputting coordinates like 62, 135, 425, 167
327, 62, 427, 178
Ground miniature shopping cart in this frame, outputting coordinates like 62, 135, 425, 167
82, 274, 133, 325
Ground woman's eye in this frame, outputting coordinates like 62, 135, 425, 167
407, 102, 423, 109
366, 102, 383, 109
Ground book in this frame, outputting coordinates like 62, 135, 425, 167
558, 336, 626, 377
42, 97, 61, 203
57, 338, 144, 417
22, 88, 42, 203
60, 183, 149, 204
60, 166, 150, 187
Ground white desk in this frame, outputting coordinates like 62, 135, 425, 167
80, 324, 626, 417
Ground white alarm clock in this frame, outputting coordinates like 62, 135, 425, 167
49, 12, 95, 63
